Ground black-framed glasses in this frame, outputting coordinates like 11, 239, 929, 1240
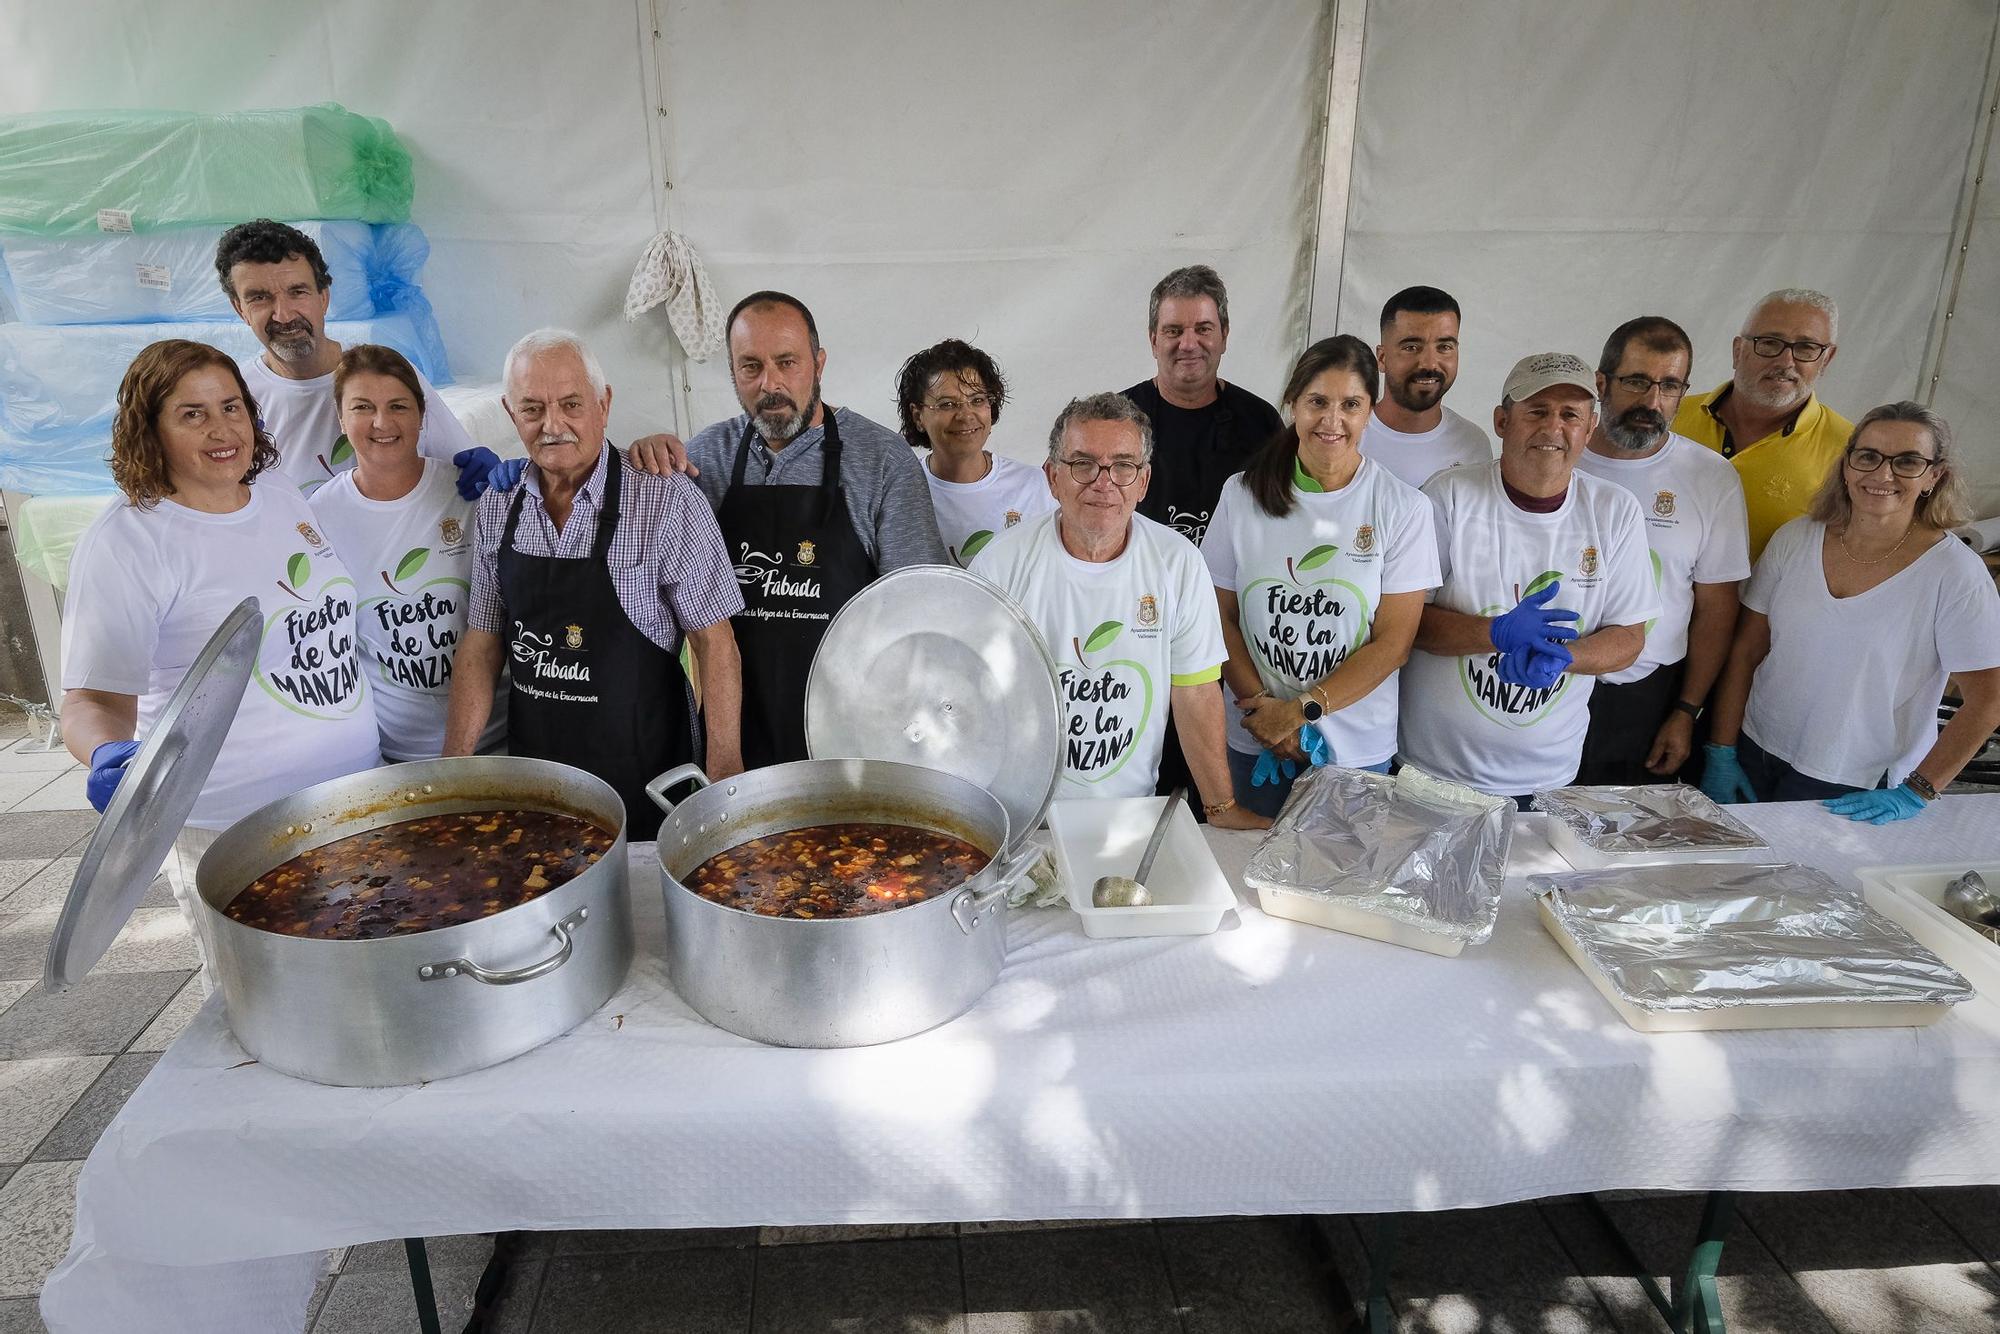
1059, 456, 1143, 487
923, 393, 993, 414
1612, 373, 1692, 399
1846, 447, 1937, 478
1746, 335, 1830, 362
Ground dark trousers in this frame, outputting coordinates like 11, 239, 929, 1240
1738, 730, 1873, 802
1577, 661, 1686, 787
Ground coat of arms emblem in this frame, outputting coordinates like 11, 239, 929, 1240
1580, 546, 1600, 577
1654, 490, 1676, 518
1353, 524, 1376, 554
796, 540, 817, 566
564, 624, 584, 650
296, 522, 325, 548
1137, 594, 1160, 628
440, 517, 464, 545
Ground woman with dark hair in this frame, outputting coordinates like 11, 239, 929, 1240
1200, 335, 1441, 816
309, 344, 507, 760
1702, 401, 2000, 821
61, 340, 379, 983
895, 338, 1054, 565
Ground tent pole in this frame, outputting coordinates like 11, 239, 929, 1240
1918, 4, 2000, 406
1303, 0, 1368, 348
636, 0, 693, 439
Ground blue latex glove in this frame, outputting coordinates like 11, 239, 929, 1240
1699, 743, 1757, 805
1250, 749, 1298, 787
1497, 641, 1572, 689
1298, 725, 1332, 767
1490, 582, 1580, 658
452, 448, 526, 501
86, 740, 140, 813
1824, 783, 1928, 825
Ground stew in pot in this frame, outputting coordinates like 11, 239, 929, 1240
688, 822, 987, 919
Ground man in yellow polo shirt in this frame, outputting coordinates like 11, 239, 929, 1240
1673, 288, 1853, 559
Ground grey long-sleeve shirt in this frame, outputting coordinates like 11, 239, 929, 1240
683, 407, 948, 571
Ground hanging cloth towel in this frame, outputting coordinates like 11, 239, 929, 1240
623, 229, 724, 362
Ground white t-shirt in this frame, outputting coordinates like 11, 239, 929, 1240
1742, 519, 2000, 788
309, 459, 507, 761
922, 452, 1058, 566
62, 485, 381, 829
1573, 433, 1751, 684
1358, 405, 1493, 491
1201, 460, 1441, 767
971, 511, 1228, 799
239, 353, 477, 497
1398, 462, 1660, 796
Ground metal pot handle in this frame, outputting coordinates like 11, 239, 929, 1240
646, 763, 713, 814
418, 908, 588, 985
951, 842, 1042, 935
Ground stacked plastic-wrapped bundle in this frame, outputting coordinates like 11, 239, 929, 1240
0, 103, 455, 587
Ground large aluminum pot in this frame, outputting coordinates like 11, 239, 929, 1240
648, 758, 1039, 1047
197, 756, 633, 1086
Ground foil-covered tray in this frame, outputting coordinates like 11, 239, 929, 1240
1243, 764, 1512, 947
1530, 862, 1974, 1015
1533, 784, 1768, 858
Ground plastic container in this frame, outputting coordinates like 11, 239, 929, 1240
1856, 862, 2000, 1000
1545, 815, 1769, 871
1251, 883, 1466, 956
1047, 797, 1236, 938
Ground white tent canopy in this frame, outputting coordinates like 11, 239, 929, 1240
3, 0, 1997, 514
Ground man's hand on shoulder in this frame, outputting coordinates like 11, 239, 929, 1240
630, 433, 696, 477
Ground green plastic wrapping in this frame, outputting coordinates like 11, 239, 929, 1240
0, 103, 413, 235
11, 492, 114, 591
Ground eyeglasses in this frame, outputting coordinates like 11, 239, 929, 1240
1058, 456, 1144, 487
1746, 335, 1831, 363
922, 393, 993, 415
1845, 447, 1937, 478
1612, 373, 1692, 399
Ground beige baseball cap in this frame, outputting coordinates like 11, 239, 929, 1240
1502, 352, 1597, 404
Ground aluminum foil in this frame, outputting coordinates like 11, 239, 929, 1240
1533, 784, 1767, 855
1530, 862, 1974, 1012
1244, 764, 1513, 944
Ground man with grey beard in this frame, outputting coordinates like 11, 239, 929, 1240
1575, 317, 1750, 784
682, 290, 947, 768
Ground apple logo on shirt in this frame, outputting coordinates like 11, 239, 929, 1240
1240, 544, 1371, 686
257, 550, 365, 718
1458, 569, 1571, 726
1061, 620, 1153, 781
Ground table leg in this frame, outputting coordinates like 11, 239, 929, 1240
403, 1237, 443, 1334
1364, 1214, 1399, 1334
1584, 1190, 1735, 1334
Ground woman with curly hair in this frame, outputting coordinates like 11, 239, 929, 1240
895, 338, 1054, 565
61, 340, 379, 983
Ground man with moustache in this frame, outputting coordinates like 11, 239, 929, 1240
1398, 353, 1657, 802
214, 219, 503, 498
1673, 288, 1852, 559
1359, 285, 1494, 488
446, 329, 744, 840
682, 291, 947, 768
1573, 318, 1750, 784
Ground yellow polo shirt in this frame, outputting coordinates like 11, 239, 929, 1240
1673, 383, 1853, 560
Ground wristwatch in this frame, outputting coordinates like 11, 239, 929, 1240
1299, 684, 1326, 723
1671, 700, 1703, 721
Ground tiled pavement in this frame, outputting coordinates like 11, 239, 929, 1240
1, 734, 1997, 1332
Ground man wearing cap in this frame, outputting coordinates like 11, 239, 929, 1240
1399, 353, 1659, 801
1672, 288, 1851, 559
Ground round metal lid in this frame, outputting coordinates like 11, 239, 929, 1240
44, 597, 262, 992
805, 566, 1062, 855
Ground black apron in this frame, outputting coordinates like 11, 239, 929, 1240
716, 410, 877, 769
499, 447, 692, 840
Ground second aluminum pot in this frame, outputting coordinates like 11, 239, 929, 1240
647, 758, 1039, 1047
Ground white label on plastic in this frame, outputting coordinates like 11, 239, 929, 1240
95, 208, 134, 233
135, 263, 172, 291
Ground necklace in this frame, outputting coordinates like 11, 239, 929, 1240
1837, 521, 1914, 566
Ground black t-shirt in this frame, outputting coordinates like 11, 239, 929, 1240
1121, 378, 1284, 546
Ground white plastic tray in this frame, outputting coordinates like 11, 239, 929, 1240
1048, 797, 1236, 938
1536, 896, 1955, 1033
1856, 862, 2000, 1000
1252, 883, 1466, 956
1545, 815, 1769, 871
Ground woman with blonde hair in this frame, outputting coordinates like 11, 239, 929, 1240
1701, 401, 2000, 821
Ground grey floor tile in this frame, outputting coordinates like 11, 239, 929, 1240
128, 975, 203, 1053
762, 1222, 957, 1244
482, 1256, 545, 1334
0, 861, 77, 917
0, 1056, 111, 1159
1919, 1185, 2000, 1267
753, 1237, 965, 1333
960, 1218, 1143, 1234
1383, 1202, 1611, 1322
0, 1166, 13, 1192
540, 1226, 758, 1257
962, 1223, 1180, 1334
0, 813, 97, 860
1541, 1195, 1836, 1334
309, 1262, 482, 1333
1741, 1190, 2000, 1334
344, 1232, 495, 1272
0, 983, 29, 1018
1391, 1292, 1615, 1333
0, 861, 51, 904
0, 1161, 83, 1299
0, 774, 56, 811
0, 918, 48, 983
0, 1297, 47, 1333
29, 1053, 158, 1162
1158, 1216, 1345, 1334
532, 1247, 754, 1334
140, 874, 175, 909
0, 971, 187, 1059
0, 908, 196, 979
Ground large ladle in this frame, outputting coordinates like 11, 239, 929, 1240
1091, 789, 1185, 908
1941, 869, 2000, 935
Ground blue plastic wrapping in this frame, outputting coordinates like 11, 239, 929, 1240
0, 299, 453, 495
0, 221, 428, 326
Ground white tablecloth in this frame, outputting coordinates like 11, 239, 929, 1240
42, 798, 2000, 1332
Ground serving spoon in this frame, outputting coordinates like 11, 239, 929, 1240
1091, 789, 1184, 908
1941, 869, 2000, 933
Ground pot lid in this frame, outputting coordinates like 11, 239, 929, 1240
805, 565, 1061, 855
44, 597, 262, 992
